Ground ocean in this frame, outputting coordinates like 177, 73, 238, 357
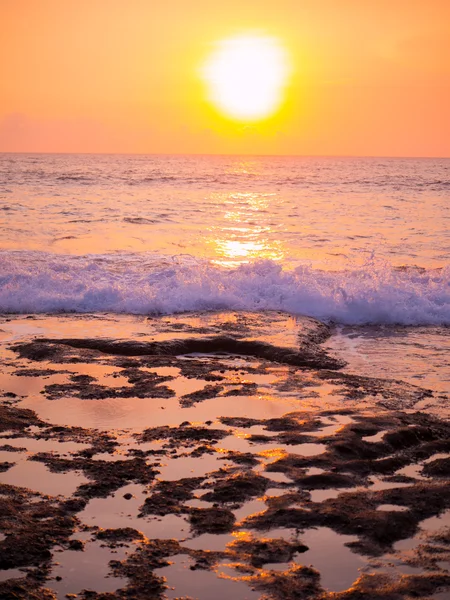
1, 152, 450, 394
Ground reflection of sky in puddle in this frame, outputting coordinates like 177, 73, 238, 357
377, 504, 409, 512
263, 527, 365, 592
309, 488, 342, 502
395, 463, 427, 480
0, 456, 88, 496
423, 453, 450, 464
202, 526, 366, 593
80, 483, 190, 540
218, 434, 326, 458
364, 555, 422, 578
1, 459, 87, 497
362, 430, 387, 443
0, 372, 68, 396
395, 510, 450, 553
144, 366, 207, 397
265, 488, 289, 498
393, 453, 450, 482
234, 498, 267, 522
368, 477, 412, 491
156, 453, 233, 480
184, 498, 211, 509
211, 369, 280, 389
0, 436, 88, 454
371, 509, 450, 580
0, 567, 28, 582
184, 523, 365, 593
154, 554, 260, 600
182, 532, 235, 552
413, 510, 450, 534
0, 315, 156, 344
59, 362, 131, 388
259, 471, 292, 484
49, 540, 129, 597
0, 361, 132, 399
19, 392, 306, 431
305, 467, 325, 476
308, 414, 354, 438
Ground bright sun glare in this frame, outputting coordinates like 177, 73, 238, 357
202, 35, 290, 122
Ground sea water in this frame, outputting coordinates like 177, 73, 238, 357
0, 153, 449, 393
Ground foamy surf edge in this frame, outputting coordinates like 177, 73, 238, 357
1, 252, 449, 326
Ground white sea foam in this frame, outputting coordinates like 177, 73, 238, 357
1, 252, 449, 325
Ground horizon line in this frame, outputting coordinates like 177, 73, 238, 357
1, 151, 449, 160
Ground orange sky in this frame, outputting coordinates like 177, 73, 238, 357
1, 0, 449, 156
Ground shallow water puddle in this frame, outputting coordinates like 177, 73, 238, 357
115, 435, 166, 456
415, 510, 450, 534
183, 532, 235, 552
368, 476, 413, 491
0, 360, 130, 398
217, 434, 326, 457
184, 498, 212, 509
145, 366, 210, 397
260, 471, 293, 484
423, 453, 450, 464
362, 430, 388, 442
308, 414, 354, 437
19, 391, 305, 431
265, 488, 290, 498
0, 372, 67, 396
59, 362, 132, 388
19, 393, 182, 430
264, 527, 365, 592
154, 554, 261, 600
395, 462, 428, 480
0, 436, 88, 454
210, 368, 280, 390
0, 314, 157, 344
0, 568, 29, 582
305, 467, 325, 476
156, 452, 233, 481
431, 591, 450, 599
90, 452, 127, 462
365, 556, 423, 578
138, 514, 190, 540
395, 509, 450, 553
234, 498, 267, 522
80, 484, 147, 525
309, 488, 343, 502
377, 504, 409, 512
49, 540, 129, 598
0, 457, 88, 496
80, 484, 190, 540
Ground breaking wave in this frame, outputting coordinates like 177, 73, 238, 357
1, 252, 449, 325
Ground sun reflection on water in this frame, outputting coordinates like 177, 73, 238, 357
207, 191, 285, 267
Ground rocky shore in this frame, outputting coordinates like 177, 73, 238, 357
0, 312, 449, 599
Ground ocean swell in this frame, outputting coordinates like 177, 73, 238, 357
0, 252, 449, 325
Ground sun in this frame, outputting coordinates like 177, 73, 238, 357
202, 35, 290, 122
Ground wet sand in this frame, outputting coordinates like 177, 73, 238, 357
0, 311, 449, 599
